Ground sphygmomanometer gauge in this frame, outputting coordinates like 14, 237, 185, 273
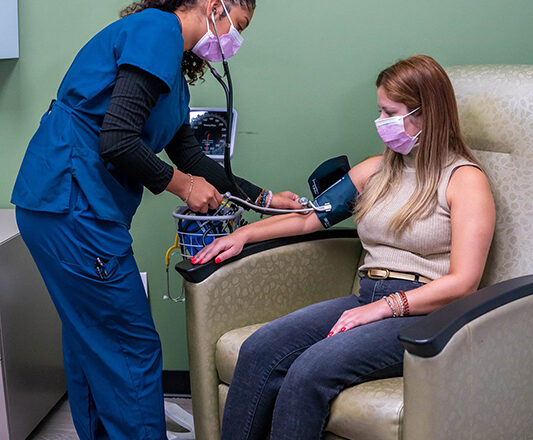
189, 108, 238, 161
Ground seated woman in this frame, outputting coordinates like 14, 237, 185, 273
192, 54, 495, 440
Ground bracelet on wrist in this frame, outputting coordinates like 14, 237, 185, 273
384, 291, 411, 318
184, 173, 194, 204
398, 290, 410, 316
265, 191, 273, 209
383, 296, 397, 318
255, 189, 266, 206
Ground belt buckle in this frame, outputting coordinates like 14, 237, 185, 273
368, 269, 390, 280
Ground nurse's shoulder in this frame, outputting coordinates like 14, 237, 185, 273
119, 7, 180, 29
113, 8, 185, 90
348, 155, 383, 192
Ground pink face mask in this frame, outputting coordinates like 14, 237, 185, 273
374, 107, 421, 155
191, 0, 244, 63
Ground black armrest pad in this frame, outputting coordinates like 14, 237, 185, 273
398, 274, 533, 358
175, 228, 358, 283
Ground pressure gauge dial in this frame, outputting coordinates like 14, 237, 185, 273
189, 108, 238, 161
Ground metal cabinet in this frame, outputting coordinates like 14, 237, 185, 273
0, 0, 19, 59
0, 210, 65, 440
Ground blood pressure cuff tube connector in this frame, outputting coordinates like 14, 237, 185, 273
314, 173, 359, 229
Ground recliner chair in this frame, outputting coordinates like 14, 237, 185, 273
176, 65, 533, 440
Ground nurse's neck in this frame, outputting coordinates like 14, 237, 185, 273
174, 9, 206, 51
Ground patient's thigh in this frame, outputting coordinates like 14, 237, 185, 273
246, 294, 363, 352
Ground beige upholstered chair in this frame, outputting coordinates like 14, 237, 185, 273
176, 65, 533, 440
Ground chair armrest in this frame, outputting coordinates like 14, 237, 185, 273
401, 274, 533, 440
176, 228, 359, 283
398, 274, 533, 358
179, 228, 362, 334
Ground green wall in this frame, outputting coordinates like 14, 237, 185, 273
1, 0, 532, 369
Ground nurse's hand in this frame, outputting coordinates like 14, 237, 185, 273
167, 170, 222, 213
185, 176, 223, 213
270, 191, 303, 210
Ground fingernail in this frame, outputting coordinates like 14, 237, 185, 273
327, 332, 334, 338
191, 258, 196, 263
215, 257, 221, 264
341, 327, 346, 332
199, 260, 204, 264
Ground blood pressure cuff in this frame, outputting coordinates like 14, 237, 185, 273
308, 155, 351, 198
314, 173, 359, 229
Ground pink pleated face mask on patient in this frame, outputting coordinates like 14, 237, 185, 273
374, 107, 421, 155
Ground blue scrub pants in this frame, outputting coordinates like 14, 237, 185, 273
16, 182, 167, 440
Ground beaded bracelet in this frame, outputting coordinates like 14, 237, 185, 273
384, 291, 411, 318
255, 189, 266, 206
398, 290, 410, 316
265, 191, 273, 209
383, 296, 398, 318
395, 292, 406, 317
391, 293, 404, 317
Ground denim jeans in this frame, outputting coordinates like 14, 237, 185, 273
220, 277, 426, 440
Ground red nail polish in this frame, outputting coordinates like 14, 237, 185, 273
215, 257, 221, 264
199, 260, 204, 264
328, 332, 334, 337
341, 327, 346, 332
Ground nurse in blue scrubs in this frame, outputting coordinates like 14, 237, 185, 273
11, 1, 298, 438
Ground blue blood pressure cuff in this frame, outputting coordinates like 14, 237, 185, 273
308, 155, 351, 198
314, 173, 359, 229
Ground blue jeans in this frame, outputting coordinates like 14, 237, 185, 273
220, 277, 425, 440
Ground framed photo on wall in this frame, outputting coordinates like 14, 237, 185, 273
0, 0, 19, 59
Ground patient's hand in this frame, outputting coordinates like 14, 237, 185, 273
327, 300, 392, 338
191, 231, 247, 265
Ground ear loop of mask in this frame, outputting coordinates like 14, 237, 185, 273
210, 0, 238, 60
406, 107, 422, 139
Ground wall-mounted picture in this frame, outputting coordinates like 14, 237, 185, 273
0, 0, 19, 59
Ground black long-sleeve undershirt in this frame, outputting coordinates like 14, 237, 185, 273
99, 64, 262, 200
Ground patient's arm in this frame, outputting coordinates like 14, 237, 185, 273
191, 210, 324, 264
192, 155, 382, 264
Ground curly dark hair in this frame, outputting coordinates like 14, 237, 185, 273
120, 0, 256, 85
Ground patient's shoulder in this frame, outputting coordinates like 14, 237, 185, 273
348, 155, 383, 191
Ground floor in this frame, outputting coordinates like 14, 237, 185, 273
27, 395, 195, 439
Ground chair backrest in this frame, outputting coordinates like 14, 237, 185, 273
446, 65, 533, 287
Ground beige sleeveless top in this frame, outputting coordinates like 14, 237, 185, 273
357, 148, 480, 281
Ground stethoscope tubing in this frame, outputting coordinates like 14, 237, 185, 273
207, 16, 331, 217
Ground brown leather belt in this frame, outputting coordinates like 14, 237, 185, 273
362, 268, 431, 284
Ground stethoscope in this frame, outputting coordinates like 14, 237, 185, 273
206, 11, 331, 216
163, 14, 332, 304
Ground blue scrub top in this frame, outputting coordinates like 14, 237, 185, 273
12, 8, 190, 227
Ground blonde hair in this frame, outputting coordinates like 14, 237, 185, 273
354, 55, 481, 234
